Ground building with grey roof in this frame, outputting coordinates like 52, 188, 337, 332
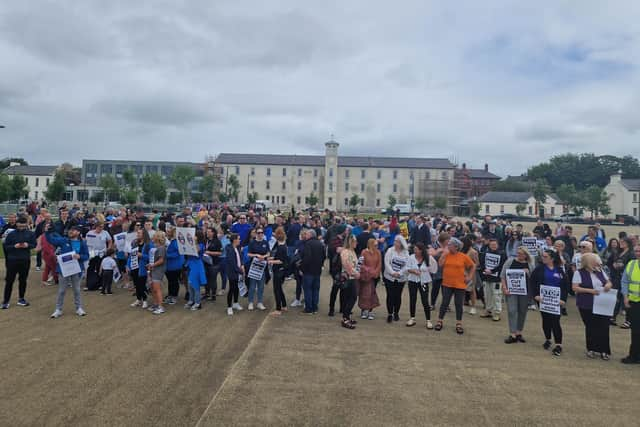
3, 164, 58, 201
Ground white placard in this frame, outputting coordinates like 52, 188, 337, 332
506, 269, 527, 295
57, 251, 82, 278
248, 258, 267, 281
593, 289, 618, 317
238, 277, 248, 297
130, 248, 139, 270
176, 227, 198, 256
522, 237, 538, 253
484, 253, 501, 276
539, 285, 561, 315
149, 248, 156, 265
113, 268, 122, 283
114, 232, 127, 252
125, 233, 137, 253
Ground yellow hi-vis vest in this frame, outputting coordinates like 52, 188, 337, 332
625, 260, 640, 302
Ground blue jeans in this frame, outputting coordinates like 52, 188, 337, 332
190, 284, 201, 305
249, 276, 265, 304
56, 272, 83, 311
302, 275, 320, 312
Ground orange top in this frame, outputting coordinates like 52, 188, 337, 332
441, 252, 475, 289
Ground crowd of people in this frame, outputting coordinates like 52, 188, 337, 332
1, 203, 639, 364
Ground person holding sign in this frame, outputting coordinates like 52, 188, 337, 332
479, 238, 506, 321
383, 235, 410, 323
247, 227, 270, 311
128, 229, 152, 310
147, 232, 167, 315
225, 233, 244, 315
531, 249, 570, 356
572, 253, 613, 360
45, 225, 90, 318
620, 244, 640, 364
500, 247, 535, 344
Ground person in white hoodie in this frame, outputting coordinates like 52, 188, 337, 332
383, 235, 410, 323
406, 242, 438, 329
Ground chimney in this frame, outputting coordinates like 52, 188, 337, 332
462, 163, 466, 170
610, 170, 622, 184
484, 163, 488, 172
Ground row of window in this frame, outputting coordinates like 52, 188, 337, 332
26, 177, 50, 187
236, 166, 448, 180
85, 163, 177, 177
250, 180, 412, 194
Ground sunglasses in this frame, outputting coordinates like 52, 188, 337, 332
257, 231, 264, 234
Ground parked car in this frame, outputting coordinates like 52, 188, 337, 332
614, 215, 639, 225
553, 213, 584, 223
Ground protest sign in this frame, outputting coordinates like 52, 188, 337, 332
130, 248, 139, 270
125, 232, 137, 253
176, 227, 198, 256
57, 252, 81, 278
484, 253, 501, 276
114, 232, 127, 252
539, 285, 561, 315
593, 289, 618, 317
248, 258, 267, 281
522, 237, 538, 254
506, 269, 527, 295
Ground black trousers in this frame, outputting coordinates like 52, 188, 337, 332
101, 270, 113, 294
340, 279, 357, 320
329, 280, 342, 313
408, 281, 430, 320
384, 279, 405, 315
272, 270, 287, 311
439, 286, 464, 321
579, 308, 611, 354
205, 263, 220, 297
4, 259, 30, 303
131, 269, 147, 301
541, 312, 562, 344
227, 279, 239, 307
431, 279, 443, 307
86, 256, 103, 290
165, 270, 181, 297
628, 301, 640, 360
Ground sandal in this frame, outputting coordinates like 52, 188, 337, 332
341, 319, 356, 329
434, 321, 443, 331
456, 323, 464, 335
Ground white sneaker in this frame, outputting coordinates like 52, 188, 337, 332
233, 303, 243, 311
50, 309, 63, 319
367, 312, 375, 320
406, 318, 416, 327
227, 307, 234, 316
130, 300, 141, 307
217, 290, 225, 296
361, 310, 368, 319
35, 266, 41, 272
469, 307, 477, 315
76, 308, 87, 317
426, 320, 434, 329
248, 303, 254, 311
528, 304, 537, 311
142, 301, 149, 309
257, 303, 266, 311
290, 299, 301, 307
152, 307, 165, 315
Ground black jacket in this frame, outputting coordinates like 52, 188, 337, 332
301, 239, 325, 276
225, 245, 243, 281
530, 264, 569, 302
479, 249, 505, 283
410, 224, 431, 246
3, 229, 37, 261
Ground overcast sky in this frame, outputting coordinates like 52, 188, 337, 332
1, 1, 638, 177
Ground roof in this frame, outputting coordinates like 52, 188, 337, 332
621, 179, 640, 192
215, 153, 455, 169
477, 192, 533, 203
467, 169, 501, 179
3, 165, 58, 176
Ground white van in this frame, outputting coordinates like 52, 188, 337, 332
255, 199, 273, 210
393, 204, 412, 214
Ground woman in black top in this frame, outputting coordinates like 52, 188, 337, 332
268, 227, 289, 316
204, 227, 223, 301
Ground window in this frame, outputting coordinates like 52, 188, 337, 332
282, 168, 287, 177
393, 170, 398, 179
360, 198, 364, 207
133, 165, 143, 176
376, 199, 380, 207
313, 182, 318, 191
329, 168, 333, 177
377, 170, 381, 179
85, 163, 98, 173
235, 166, 240, 175
361, 169, 366, 179
393, 184, 397, 192
345, 169, 350, 178
442, 171, 448, 179
266, 181, 270, 190
282, 181, 286, 190
409, 171, 414, 180
360, 183, 365, 192
35, 191, 38, 199
281, 196, 285, 204
424, 172, 430, 180
266, 168, 271, 177
161, 165, 173, 176
314, 169, 318, 178
328, 197, 333, 206
485, 205, 490, 214
376, 183, 381, 192
250, 181, 255, 190
35, 177, 39, 187
276, 196, 280, 204
297, 168, 302, 177
251, 167, 255, 176
634, 207, 638, 217
528, 206, 533, 215
345, 183, 349, 192
46, 178, 50, 186
100, 164, 113, 174
147, 165, 158, 175
551, 206, 555, 215
634, 193, 638, 203
344, 198, 349, 206
329, 182, 333, 191
297, 196, 301, 205
297, 182, 302, 190
116, 164, 126, 175
500, 205, 505, 214
409, 184, 414, 194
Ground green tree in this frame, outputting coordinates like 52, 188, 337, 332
247, 191, 259, 204
99, 175, 120, 202
45, 171, 67, 203
414, 197, 426, 211
349, 194, 360, 210
120, 169, 138, 205
90, 191, 104, 204
387, 195, 397, 210
226, 174, 241, 202
10, 175, 28, 200
218, 192, 229, 203
199, 174, 217, 202
0, 158, 28, 170
0, 174, 11, 202
58, 162, 82, 185
492, 180, 529, 192
515, 203, 527, 216
141, 173, 167, 204
171, 165, 196, 204
305, 192, 319, 207
433, 197, 447, 210
532, 179, 550, 216
168, 192, 182, 205
581, 186, 610, 218
469, 200, 481, 216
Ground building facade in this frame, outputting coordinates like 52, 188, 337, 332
604, 172, 640, 220
477, 191, 565, 218
215, 140, 456, 212
3, 164, 58, 201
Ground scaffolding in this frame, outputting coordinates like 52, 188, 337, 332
204, 155, 224, 202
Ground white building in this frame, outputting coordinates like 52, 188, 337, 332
604, 172, 640, 220
3, 164, 58, 201
476, 191, 565, 218
215, 140, 456, 212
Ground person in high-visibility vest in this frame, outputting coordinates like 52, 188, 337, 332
620, 244, 640, 364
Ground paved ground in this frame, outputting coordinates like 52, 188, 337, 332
1, 263, 639, 427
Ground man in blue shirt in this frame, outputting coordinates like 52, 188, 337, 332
231, 214, 252, 246
580, 226, 606, 253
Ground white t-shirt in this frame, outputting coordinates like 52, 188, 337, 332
85, 230, 112, 253
406, 254, 438, 284
572, 253, 582, 270
572, 270, 608, 290
101, 256, 117, 271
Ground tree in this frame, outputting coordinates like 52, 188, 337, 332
199, 174, 217, 202
171, 165, 196, 204
515, 203, 527, 216
247, 191, 259, 204
168, 192, 182, 205
581, 186, 610, 218
492, 180, 529, 192
45, 171, 67, 203
433, 197, 447, 210
120, 169, 138, 205
349, 194, 360, 210
10, 175, 28, 201
414, 197, 426, 211
226, 174, 241, 202
305, 192, 319, 207
387, 195, 397, 210
469, 200, 481, 216
532, 179, 550, 216
58, 162, 82, 185
141, 173, 167, 204
99, 175, 120, 202
0, 158, 28, 170
218, 192, 229, 203
90, 191, 104, 204
0, 174, 11, 202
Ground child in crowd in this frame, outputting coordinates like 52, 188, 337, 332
100, 248, 117, 295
